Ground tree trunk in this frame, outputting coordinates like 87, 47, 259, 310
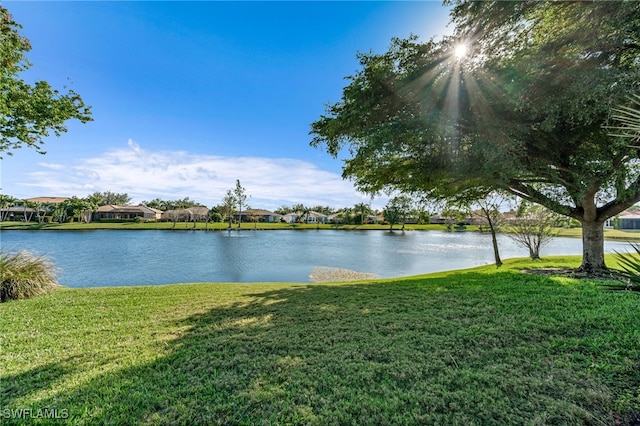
488, 221, 502, 267
529, 248, 539, 260
579, 219, 606, 273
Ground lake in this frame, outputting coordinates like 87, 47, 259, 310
0, 229, 632, 287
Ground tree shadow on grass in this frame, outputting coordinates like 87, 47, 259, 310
0, 359, 79, 407
3, 272, 639, 425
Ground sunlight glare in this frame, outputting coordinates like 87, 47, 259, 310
454, 44, 468, 59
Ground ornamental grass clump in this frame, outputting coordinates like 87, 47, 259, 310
614, 243, 640, 290
0, 250, 59, 302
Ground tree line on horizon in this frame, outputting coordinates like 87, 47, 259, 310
0, 188, 433, 227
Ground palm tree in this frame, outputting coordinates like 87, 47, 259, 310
21, 199, 37, 222
50, 203, 66, 223
292, 204, 310, 223
341, 207, 353, 225
0, 194, 17, 221
611, 95, 640, 146
353, 202, 371, 225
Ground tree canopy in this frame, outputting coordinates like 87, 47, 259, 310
0, 6, 91, 156
310, 1, 640, 273
87, 191, 132, 207
141, 197, 202, 211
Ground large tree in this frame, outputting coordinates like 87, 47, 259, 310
310, 1, 640, 274
383, 195, 413, 231
60, 197, 96, 223
0, 6, 91, 156
353, 202, 371, 225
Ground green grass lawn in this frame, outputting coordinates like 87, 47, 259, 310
1, 256, 639, 425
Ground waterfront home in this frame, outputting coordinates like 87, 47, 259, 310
95, 205, 163, 221
282, 211, 329, 224
233, 209, 283, 223
161, 207, 210, 222
607, 210, 640, 230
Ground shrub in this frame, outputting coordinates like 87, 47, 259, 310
614, 243, 640, 289
0, 250, 59, 302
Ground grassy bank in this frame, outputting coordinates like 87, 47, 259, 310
3, 220, 640, 242
1, 257, 639, 425
0, 220, 448, 231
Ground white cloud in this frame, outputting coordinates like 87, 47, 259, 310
18, 140, 382, 210
37, 162, 66, 170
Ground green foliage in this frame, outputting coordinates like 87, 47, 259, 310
234, 180, 247, 211
610, 94, 640, 147
353, 202, 371, 225
219, 189, 237, 228
59, 196, 97, 223
140, 197, 202, 211
0, 6, 91, 156
0, 250, 59, 302
614, 243, 640, 287
1, 261, 640, 423
507, 202, 560, 260
0, 193, 18, 221
383, 195, 413, 230
310, 1, 640, 272
86, 191, 132, 206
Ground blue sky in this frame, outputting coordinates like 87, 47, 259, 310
2, 1, 451, 210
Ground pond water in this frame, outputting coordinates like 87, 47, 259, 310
0, 229, 631, 287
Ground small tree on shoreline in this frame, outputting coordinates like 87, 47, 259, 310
507, 202, 559, 260
471, 194, 507, 267
220, 190, 237, 230
233, 180, 247, 229
383, 196, 413, 231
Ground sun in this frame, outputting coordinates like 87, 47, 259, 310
454, 44, 468, 59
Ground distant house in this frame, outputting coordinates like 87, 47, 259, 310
366, 214, 383, 224
328, 213, 344, 224
609, 210, 640, 230
0, 206, 37, 222
282, 211, 328, 224
233, 209, 282, 223
161, 207, 210, 222
429, 213, 474, 225
1, 197, 70, 222
429, 214, 448, 225
95, 205, 163, 221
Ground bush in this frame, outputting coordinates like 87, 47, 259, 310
614, 243, 640, 289
0, 250, 59, 302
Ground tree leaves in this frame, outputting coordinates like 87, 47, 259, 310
0, 6, 92, 157
310, 1, 640, 272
